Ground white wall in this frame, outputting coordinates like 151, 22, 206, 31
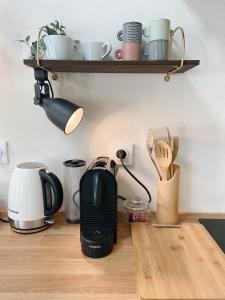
0, 0, 225, 212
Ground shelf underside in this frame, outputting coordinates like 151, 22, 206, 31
23, 59, 199, 74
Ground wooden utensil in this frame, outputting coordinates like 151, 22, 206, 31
147, 129, 162, 180
170, 136, 179, 177
153, 127, 170, 145
154, 140, 172, 181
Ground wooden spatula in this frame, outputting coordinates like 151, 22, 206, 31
170, 136, 179, 177
154, 140, 172, 181
147, 129, 162, 180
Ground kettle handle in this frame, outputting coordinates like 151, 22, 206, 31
39, 170, 63, 216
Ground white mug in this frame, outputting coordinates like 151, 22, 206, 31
81, 42, 112, 60
44, 35, 77, 60
143, 19, 171, 41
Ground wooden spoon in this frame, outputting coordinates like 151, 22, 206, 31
170, 136, 179, 177
147, 129, 162, 180
154, 140, 172, 181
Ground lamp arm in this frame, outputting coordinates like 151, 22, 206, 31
34, 82, 50, 106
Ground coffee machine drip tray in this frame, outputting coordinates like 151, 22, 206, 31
81, 227, 114, 258
199, 219, 225, 253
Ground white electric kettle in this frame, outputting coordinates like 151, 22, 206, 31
8, 162, 63, 233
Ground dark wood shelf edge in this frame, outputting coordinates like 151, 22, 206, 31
23, 59, 200, 74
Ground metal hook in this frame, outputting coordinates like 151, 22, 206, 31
164, 26, 186, 82
36, 26, 58, 80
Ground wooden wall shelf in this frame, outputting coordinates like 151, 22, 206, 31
24, 59, 199, 74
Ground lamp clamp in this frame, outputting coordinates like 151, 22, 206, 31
34, 68, 50, 105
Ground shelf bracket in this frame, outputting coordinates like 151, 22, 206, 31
36, 26, 58, 80
164, 26, 185, 82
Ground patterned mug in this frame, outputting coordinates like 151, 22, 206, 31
115, 42, 141, 60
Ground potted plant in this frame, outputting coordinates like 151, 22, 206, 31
42, 20, 76, 60
17, 35, 46, 59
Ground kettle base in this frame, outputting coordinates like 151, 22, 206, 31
9, 218, 50, 234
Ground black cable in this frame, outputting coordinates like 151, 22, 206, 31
118, 195, 127, 200
47, 79, 54, 98
120, 159, 152, 203
73, 190, 80, 209
0, 217, 9, 223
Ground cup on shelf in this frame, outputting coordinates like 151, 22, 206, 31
143, 19, 171, 41
115, 42, 142, 60
117, 21, 142, 43
143, 19, 170, 60
81, 42, 112, 60
143, 40, 169, 60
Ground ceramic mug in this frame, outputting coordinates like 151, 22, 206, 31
44, 35, 77, 60
143, 19, 171, 60
143, 19, 171, 41
143, 40, 169, 60
117, 21, 142, 43
115, 42, 141, 60
81, 42, 112, 60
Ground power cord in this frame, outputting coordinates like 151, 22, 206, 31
47, 79, 54, 98
118, 195, 127, 200
116, 150, 152, 203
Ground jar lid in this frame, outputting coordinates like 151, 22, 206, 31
123, 196, 149, 211
63, 159, 86, 168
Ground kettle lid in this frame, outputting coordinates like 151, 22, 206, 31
17, 162, 45, 169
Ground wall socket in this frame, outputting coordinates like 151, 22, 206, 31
109, 142, 133, 166
0, 141, 8, 164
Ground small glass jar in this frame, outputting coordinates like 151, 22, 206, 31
123, 196, 151, 223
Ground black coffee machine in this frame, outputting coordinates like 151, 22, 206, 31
80, 157, 118, 258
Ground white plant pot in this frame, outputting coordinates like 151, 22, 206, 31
43, 35, 75, 60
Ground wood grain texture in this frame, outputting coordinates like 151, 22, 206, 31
156, 165, 180, 225
131, 222, 225, 300
23, 59, 200, 73
0, 214, 138, 300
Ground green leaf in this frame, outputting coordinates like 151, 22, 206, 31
51, 29, 58, 35
40, 39, 47, 50
55, 20, 59, 29
32, 41, 37, 48
25, 35, 30, 42
31, 44, 36, 56
16, 39, 25, 43
50, 23, 57, 29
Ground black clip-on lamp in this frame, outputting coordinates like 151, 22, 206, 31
34, 68, 84, 134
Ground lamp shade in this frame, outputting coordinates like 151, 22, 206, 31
42, 98, 84, 134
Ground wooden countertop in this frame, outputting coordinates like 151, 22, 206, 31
0, 213, 138, 300
0, 212, 225, 300
132, 214, 225, 300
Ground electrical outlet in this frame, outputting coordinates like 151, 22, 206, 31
109, 142, 133, 166
0, 141, 8, 164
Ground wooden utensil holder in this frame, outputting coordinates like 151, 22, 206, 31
156, 164, 180, 225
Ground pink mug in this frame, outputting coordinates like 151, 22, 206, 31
115, 42, 141, 60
